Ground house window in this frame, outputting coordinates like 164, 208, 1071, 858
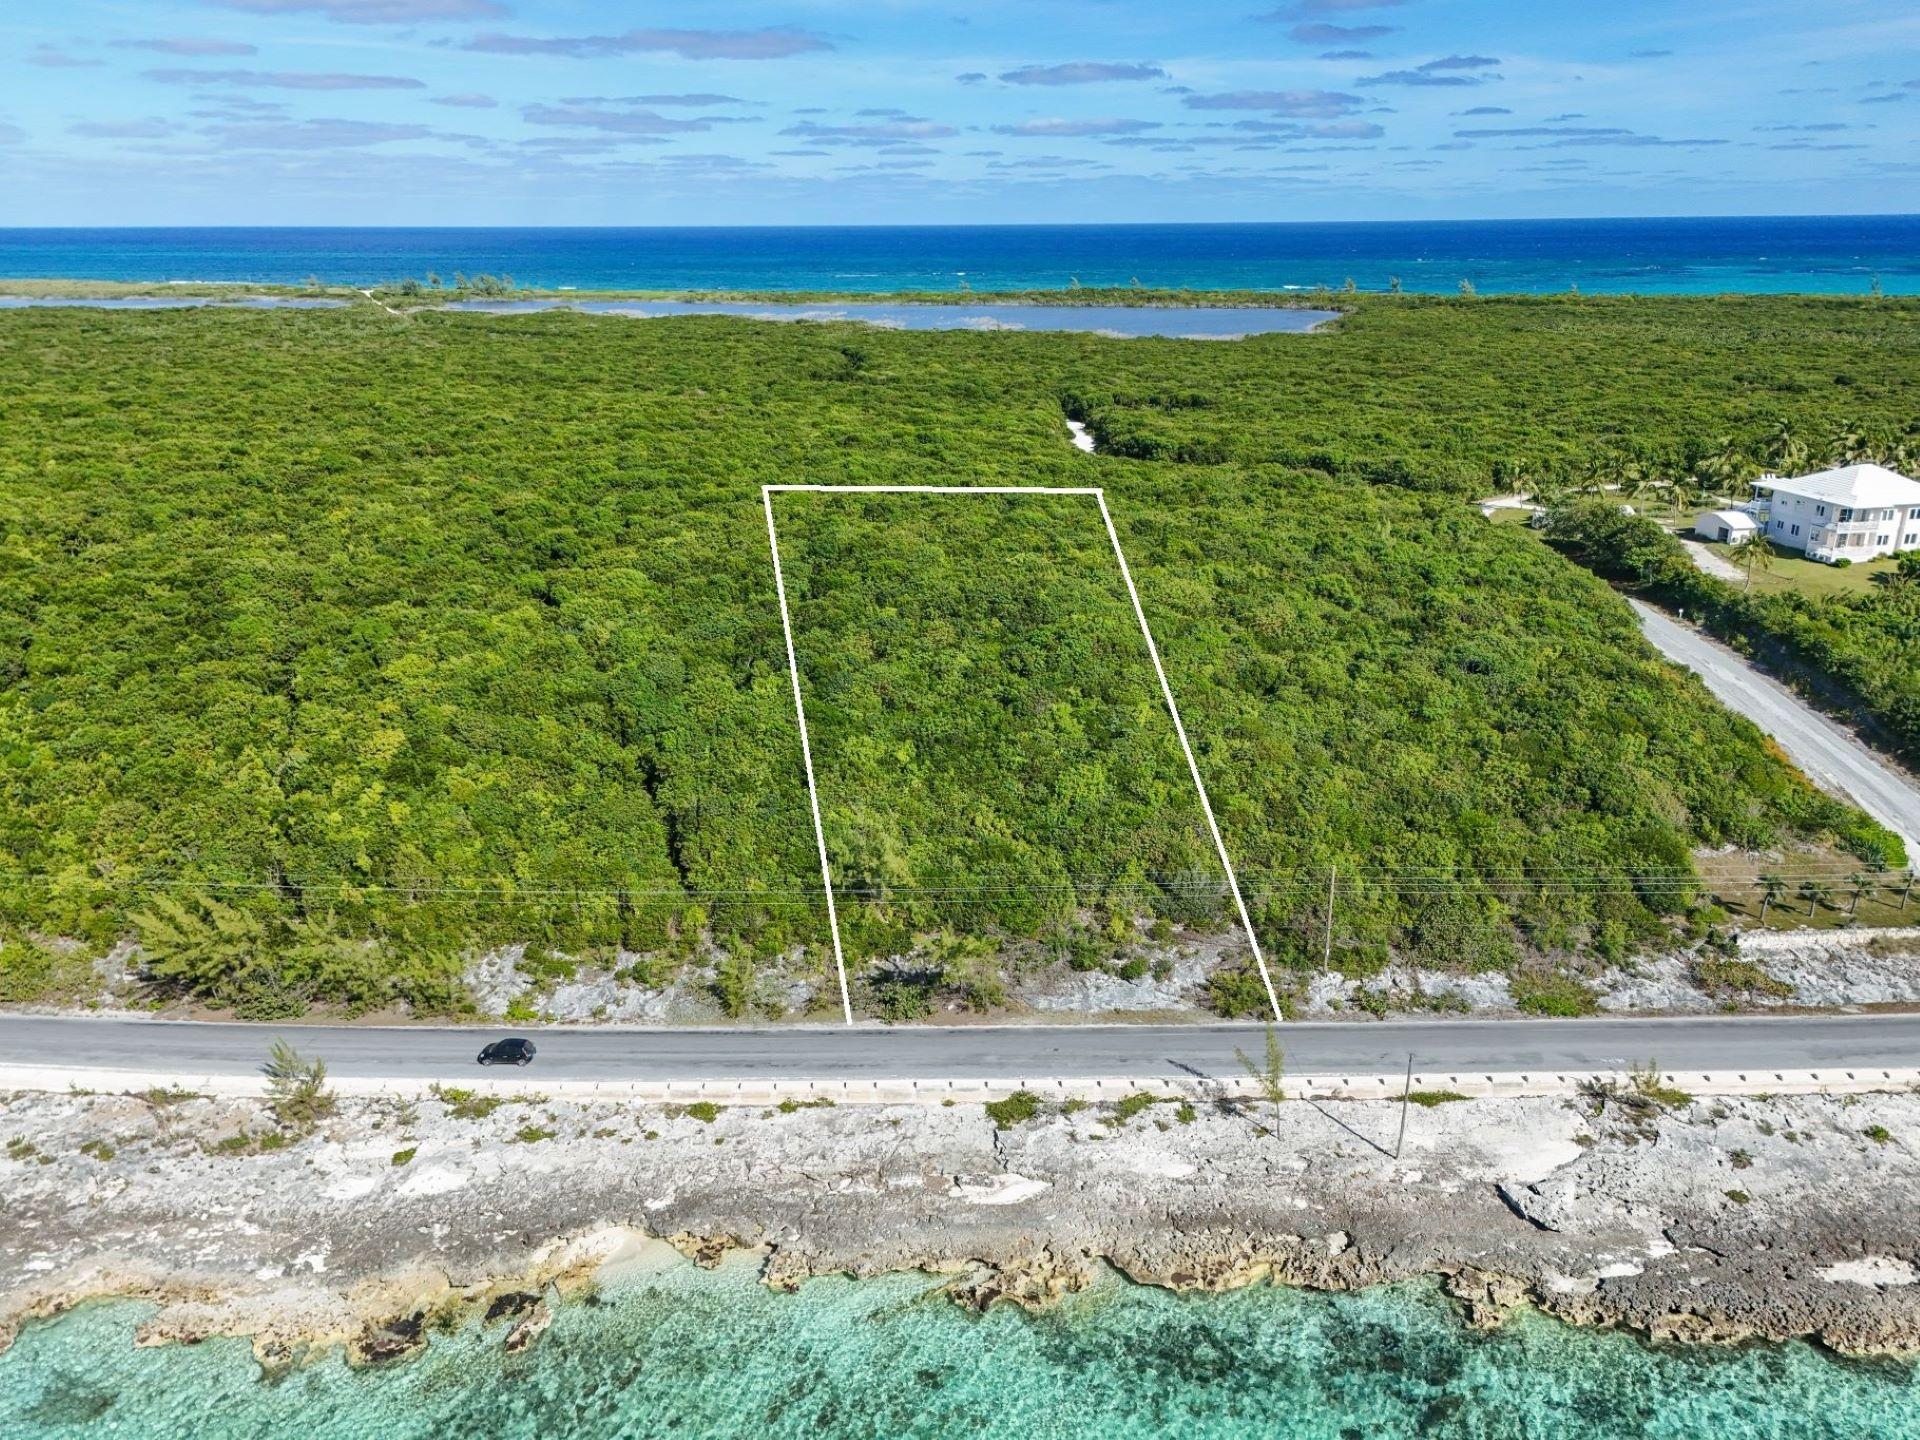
1878, 535, 1890, 546
1790, 525, 1800, 537
1816, 504, 1827, 517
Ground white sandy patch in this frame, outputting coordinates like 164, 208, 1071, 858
1110, 1149, 1197, 1180
592, 1232, 681, 1286
322, 1175, 379, 1202
395, 1165, 470, 1198
950, 1173, 1051, 1206
1817, 1257, 1917, 1287
1467, 1132, 1587, 1185
1545, 1259, 1643, 1295
1066, 419, 1096, 454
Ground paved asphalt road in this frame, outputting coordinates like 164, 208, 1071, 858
1631, 599, 1920, 857
1, 1012, 1915, 1081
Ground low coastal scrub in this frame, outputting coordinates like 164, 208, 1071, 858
984, 1091, 1042, 1130
1206, 966, 1278, 1020
1629, 1063, 1694, 1111
1510, 971, 1600, 1018
430, 1086, 507, 1121
0, 935, 93, 1006
1545, 501, 1920, 786
1691, 956, 1794, 1000
1110, 1092, 1161, 1125
1062, 295, 1920, 497
263, 1041, 335, 1133
0, 300, 1911, 1018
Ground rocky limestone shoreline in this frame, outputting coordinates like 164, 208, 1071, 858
1, 1079, 1916, 1371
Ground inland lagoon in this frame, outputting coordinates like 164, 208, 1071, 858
2, 1259, 1916, 1440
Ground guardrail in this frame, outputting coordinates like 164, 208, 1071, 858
4, 1065, 1916, 1105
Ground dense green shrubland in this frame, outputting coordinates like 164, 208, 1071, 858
1545, 503, 1920, 776
0, 298, 1910, 1015
1064, 295, 1920, 494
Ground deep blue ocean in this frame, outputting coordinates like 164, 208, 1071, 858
2, 216, 1918, 294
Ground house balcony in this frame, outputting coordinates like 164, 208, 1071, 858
1807, 526, 1886, 562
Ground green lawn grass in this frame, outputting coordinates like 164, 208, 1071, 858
1699, 542, 1900, 598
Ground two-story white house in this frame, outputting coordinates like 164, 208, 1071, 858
1749, 463, 1920, 563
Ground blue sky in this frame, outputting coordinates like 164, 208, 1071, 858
4, 0, 1919, 225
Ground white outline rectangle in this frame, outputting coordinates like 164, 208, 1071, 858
764, 484, 1282, 1025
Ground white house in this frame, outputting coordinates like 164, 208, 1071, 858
1749, 463, 1920, 563
1694, 508, 1761, 544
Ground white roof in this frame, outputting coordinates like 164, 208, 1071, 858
1699, 509, 1758, 528
1761, 463, 1920, 508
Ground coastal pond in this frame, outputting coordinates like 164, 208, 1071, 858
0, 294, 1337, 337
436, 298, 1340, 338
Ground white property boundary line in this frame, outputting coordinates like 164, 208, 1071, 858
6, 1064, 1916, 1104
762, 483, 1284, 1025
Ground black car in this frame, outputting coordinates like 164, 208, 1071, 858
477, 1037, 537, 1067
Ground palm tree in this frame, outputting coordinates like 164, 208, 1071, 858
1871, 557, 1918, 593
1763, 419, 1808, 475
1530, 476, 1568, 509
1615, 455, 1652, 505
1758, 873, 1788, 924
1846, 873, 1876, 920
1826, 426, 1871, 467
1699, 437, 1748, 501
1727, 533, 1778, 593
1798, 878, 1834, 917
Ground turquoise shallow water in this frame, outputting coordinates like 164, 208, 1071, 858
4, 219, 1920, 294
2, 1260, 1916, 1440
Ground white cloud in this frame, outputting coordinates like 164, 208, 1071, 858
991, 117, 1161, 136
998, 62, 1166, 86
467, 28, 830, 60
205, 0, 507, 22
111, 38, 259, 57
144, 68, 426, 90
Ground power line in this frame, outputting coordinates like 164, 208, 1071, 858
0, 867, 1904, 902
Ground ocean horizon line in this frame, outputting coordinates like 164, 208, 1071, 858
5, 215, 1920, 296
4, 213, 1920, 231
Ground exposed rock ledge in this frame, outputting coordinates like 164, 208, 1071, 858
2, 1083, 1916, 1367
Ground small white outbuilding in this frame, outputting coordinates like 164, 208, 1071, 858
1694, 509, 1760, 544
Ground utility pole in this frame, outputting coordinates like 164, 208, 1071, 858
1323, 866, 1337, 974
1394, 1053, 1414, 1160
